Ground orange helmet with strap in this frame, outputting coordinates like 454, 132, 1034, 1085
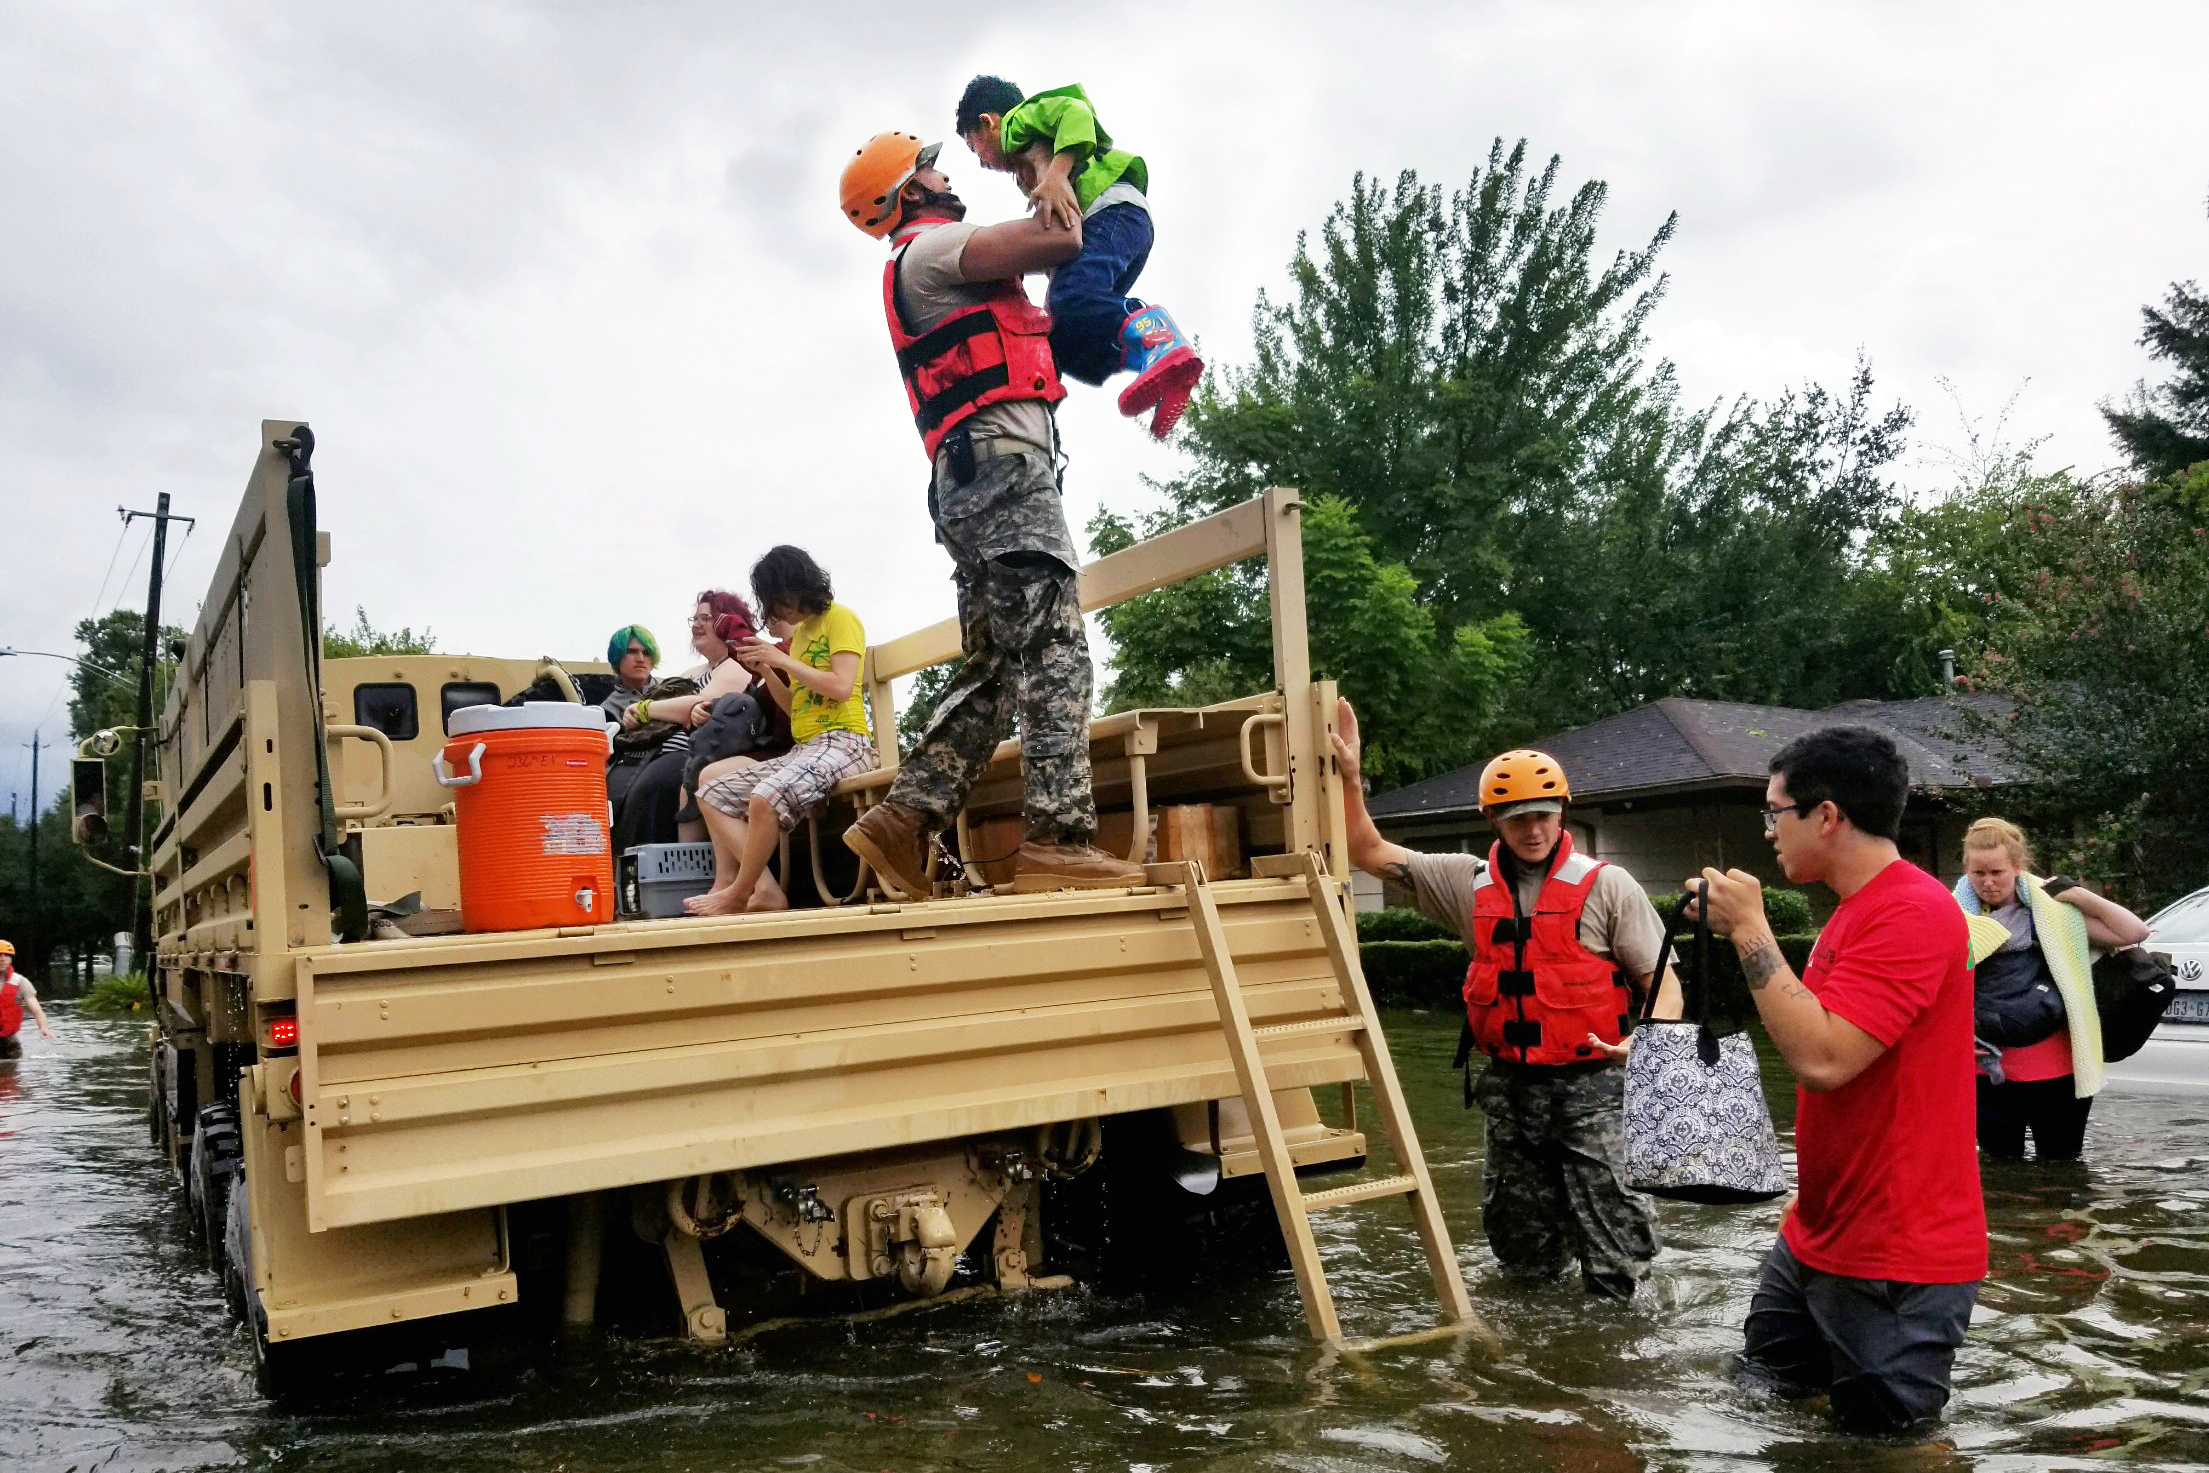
1477, 748, 1570, 813
0, 938, 14, 955
840, 132, 938, 238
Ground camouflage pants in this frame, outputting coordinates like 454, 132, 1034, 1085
1473, 1060, 1661, 1299
888, 446, 1097, 842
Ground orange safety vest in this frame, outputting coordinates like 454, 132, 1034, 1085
884, 223, 1066, 460
1462, 833, 1633, 1066
0, 976, 20, 1038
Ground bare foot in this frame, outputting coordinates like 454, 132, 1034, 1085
748, 872, 789, 912
683, 882, 752, 916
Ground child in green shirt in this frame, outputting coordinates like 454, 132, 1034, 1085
955, 76, 1204, 438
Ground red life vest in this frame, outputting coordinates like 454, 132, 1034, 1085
883, 223, 1066, 460
1462, 833, 1633, 1066
0, 976, 21, 1038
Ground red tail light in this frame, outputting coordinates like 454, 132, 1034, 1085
269, 1015, 299, 1048
288, 1069, 303, 1104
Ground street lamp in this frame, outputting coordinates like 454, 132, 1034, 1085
0, 648, 133, 684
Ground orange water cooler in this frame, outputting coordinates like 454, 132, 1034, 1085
435, 703, 617, 932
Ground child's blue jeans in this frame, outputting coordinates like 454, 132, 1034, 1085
1046, 202, 1154, 385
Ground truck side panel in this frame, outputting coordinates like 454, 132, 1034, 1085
296, 880, 1366, 1230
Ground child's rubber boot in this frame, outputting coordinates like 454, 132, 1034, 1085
1114, 304, 1205, 439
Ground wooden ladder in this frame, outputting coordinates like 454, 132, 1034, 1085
1174, 853, 1478, 1344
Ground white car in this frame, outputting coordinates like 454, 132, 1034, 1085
2102, 885, 2209, 1094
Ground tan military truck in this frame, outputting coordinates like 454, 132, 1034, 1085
114, 420, 1472, 1386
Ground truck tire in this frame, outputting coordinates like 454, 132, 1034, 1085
224, 1169, 304, 1396
191, 1103, 243, 1272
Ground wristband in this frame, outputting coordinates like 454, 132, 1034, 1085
634, 699, 651, 722
2041, 874, 2078, 897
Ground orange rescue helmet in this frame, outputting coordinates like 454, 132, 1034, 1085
0, 938, 13, 956
840, 132, 940, 238
1478, 748, 1570, 816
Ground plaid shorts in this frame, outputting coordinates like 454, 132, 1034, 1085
696, 728, 877, 832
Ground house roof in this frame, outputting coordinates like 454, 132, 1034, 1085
1367, 693, 2018, 821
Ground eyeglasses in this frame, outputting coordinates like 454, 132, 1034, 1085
1760, 801, 1812, 836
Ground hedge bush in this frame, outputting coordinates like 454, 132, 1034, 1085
1356, 933, 1818, 1018
1646, 884, 1813, 935
1359, 939, 1470, 1009
1355, 906, 1455, 943
1763, 887, 1814, 934
1657, 928, 1819, 1024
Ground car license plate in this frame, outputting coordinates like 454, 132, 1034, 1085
2166, 992, 2209, 1025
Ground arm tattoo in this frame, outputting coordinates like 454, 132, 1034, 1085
1383, 860, 1414, 887
1740, 939, 1787, 991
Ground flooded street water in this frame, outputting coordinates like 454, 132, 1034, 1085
5, 1005, 2209, 1472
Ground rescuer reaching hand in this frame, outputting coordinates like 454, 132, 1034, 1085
1331, 697, 1681, 1299
836, 132, 1143, 902
953, 76, 1204, 439
0, 941, 58, 1059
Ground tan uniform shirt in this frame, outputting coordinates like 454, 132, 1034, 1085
1400, 851, 1667, 979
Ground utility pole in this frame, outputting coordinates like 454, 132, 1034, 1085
25, 733, 39, 981
121, 493, 195, 977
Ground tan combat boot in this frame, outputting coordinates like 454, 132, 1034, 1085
1010, 840, 1146, 893
842, 801, 934, 900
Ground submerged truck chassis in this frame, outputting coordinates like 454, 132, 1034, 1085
130, 422, 1469, 1382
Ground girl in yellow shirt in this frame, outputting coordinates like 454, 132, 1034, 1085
687, 547, 877, 913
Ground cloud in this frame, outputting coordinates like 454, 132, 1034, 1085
3, 0, 2205, 808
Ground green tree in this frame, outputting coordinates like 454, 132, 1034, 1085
324, 607, 436, 658
2101, 233, 2209, 479
1164, 145, 1681, 632
1090, 496, 1530, 787
64, 609, 186, 884
1103, 143, 1913, 776
1968, 463, 2209, 909
896, 661, 961, 748
67, 608, 182, 740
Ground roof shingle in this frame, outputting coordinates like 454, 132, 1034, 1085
1366, 693, 2017, 820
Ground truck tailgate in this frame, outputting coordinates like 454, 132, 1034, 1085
295, 878, 1368, 1230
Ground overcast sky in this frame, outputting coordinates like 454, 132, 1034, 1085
3, 1, 2205, 812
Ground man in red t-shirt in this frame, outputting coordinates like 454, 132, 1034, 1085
1690, 726, 1983, 1434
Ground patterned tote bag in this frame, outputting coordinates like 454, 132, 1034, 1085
1624, 886, 1789, 1204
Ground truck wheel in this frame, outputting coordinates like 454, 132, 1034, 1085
191, 1103, 243, 1272
225, 1168, 304, 1396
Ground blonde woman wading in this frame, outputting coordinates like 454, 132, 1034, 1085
1955, 818, 2149, 1161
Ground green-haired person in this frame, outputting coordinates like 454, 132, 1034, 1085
601, 624, 659, 723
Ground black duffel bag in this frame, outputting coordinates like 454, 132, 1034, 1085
1973, 945, 2067, 1048
2094, 946, 2178, 1062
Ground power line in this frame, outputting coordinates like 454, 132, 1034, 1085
26, 520, 155, 738
106, 521, 154, 621
82, 516, 134, 624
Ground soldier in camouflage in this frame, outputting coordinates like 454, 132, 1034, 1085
892, 449, 1100, 845
837, 131, 1141, 898
1331, 698, 1682, 1298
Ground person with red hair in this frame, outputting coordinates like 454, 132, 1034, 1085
612, 590, 785, 850
624, 590, 756, 733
